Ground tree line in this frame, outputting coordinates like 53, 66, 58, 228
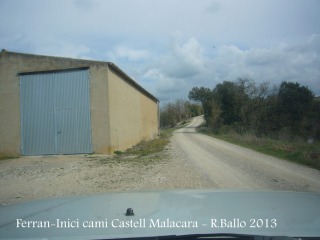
188, 79, 320, 142
160, 99, 203, 128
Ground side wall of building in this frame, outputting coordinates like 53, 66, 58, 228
0, 52, 21, 157
0, 51, 110, 156
107, 68, 159, 152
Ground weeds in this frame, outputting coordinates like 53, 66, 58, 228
114, 151, 124, 155
0, 155, 18, 161
125, 129, 174, 157
99, 128, 175, 167
198, 127, 320, 171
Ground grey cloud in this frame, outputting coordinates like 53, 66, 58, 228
141, 33, 320, 103
204, 1, 222, 14
33, 42, 92, 59
113, 46, 150, 61
157, 37, 207, 79
208, 36, 320, 94
1, 0, 320, 101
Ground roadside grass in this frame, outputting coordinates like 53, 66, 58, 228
124, 119, 191, 158
125, 128, 174, 156
99, 128, 176, 167
0, 155, 18, 161
197, 127, 320, 171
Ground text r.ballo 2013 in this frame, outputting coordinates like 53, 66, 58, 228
16, 218, 277, 229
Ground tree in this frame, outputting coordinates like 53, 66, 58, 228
188, 87, 213, 125
277, 81, 314, 132
213, 81, 243, 125
236, 78, 271, 134
160, 99, 202, 128
188, 79, 318, 141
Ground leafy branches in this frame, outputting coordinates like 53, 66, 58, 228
189, 79, 319, 141
160, 99, 203, 128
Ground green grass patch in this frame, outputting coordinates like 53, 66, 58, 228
99, 128, 175, 167
0, 155, 19, 161
114, 150, 124, 155
126, 128, 174, 156
197, 127, 320, 171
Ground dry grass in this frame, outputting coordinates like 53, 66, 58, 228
99, 128, 175, 167
198, 127, 320, 170
126, 128, 173, 156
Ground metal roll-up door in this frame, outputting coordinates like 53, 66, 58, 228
20, 69, 92, 155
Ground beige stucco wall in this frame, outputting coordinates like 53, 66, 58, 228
87, 65, 110, 154
0, 51, 110, 156
140, 93, 159, 140
107, 68, 159, 152
0, 51, 159, 156
0, 52, 21, 157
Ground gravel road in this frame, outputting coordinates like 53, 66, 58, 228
173, 116, 320, 192
1, 116, 319, 206
0, 135, 212, 206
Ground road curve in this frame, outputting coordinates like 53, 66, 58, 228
172, 116, 320, 192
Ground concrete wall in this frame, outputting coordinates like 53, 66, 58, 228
0, 51, 159, 156
107, 68, 159, 152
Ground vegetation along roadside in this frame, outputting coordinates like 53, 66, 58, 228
100, 126, 183, 167
160, 78, 320, 171
188, 78, 320, 171
197, 125, 320, 171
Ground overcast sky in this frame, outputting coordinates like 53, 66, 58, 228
1, 0, 319, 103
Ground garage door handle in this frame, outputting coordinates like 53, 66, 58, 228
57, 131, 62, 134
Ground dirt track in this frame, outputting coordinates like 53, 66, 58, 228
173, 116, 320, 192
1, 116, 320, 206
0, 142, 212, 206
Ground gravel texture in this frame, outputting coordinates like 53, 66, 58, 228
0, 140, 213, 206
173, 116, 320, 193
2, 116, 320, 206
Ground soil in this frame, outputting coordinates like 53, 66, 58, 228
0, 140, 213, 206
3, 116, 319, 206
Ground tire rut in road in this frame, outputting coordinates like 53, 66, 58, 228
173, 116, 320, 193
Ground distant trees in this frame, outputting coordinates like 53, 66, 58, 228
160, 99, 203, 128
189, 79, 319, 141
188, 87, 213, 125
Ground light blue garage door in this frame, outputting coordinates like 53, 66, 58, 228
20, 69, 92, 155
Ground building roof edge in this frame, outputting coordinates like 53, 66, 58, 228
2, 50, 159, 103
